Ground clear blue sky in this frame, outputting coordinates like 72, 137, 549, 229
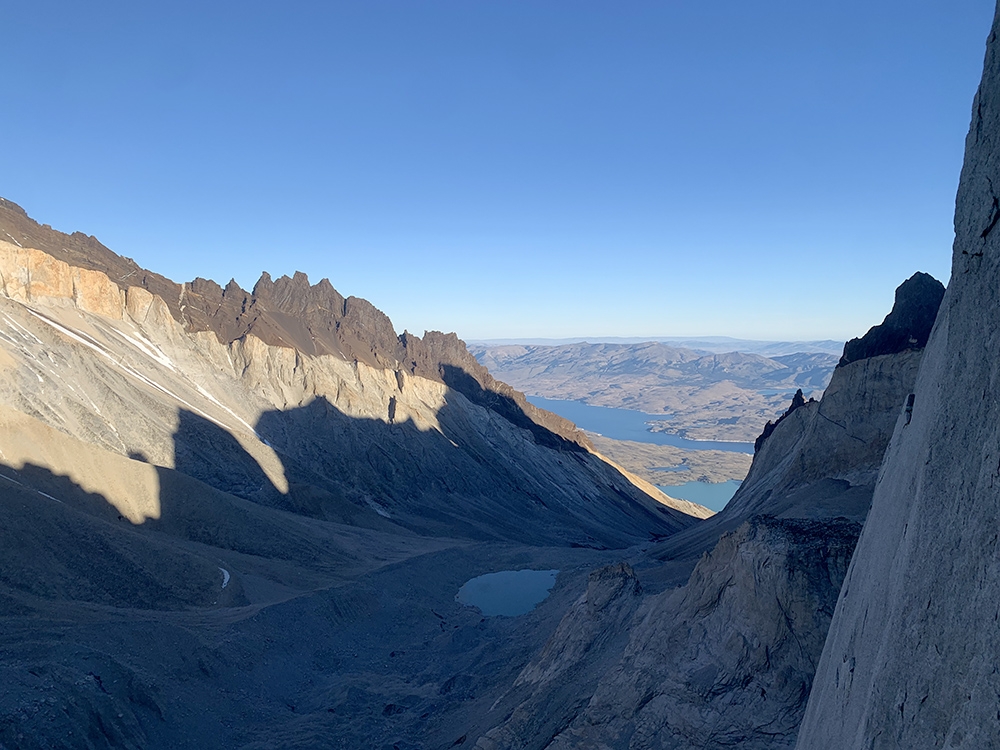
3, 1, 995, 341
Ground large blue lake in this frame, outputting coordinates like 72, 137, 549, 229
527, 396, 754, 454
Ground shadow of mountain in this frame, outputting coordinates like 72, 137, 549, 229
0, 366, 691, 617
172, 410, 285, 507
438, 363, 588, 453
0, 462, 222, 610
253, 389, 686, 548
146, 350, 697, 548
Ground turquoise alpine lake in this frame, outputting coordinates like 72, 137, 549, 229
658, 479, 743, 512
456, 569, 559, 616
527, 396, 754, 454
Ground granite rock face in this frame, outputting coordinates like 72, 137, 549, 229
796, 6, 1000, 748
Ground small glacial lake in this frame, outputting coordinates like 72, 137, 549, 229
528, 396, 754, 454
658, 479, 742, 512
456, 569, 559, 616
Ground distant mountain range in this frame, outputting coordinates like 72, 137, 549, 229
470, 341, 840, 442
470, 336, 845, 357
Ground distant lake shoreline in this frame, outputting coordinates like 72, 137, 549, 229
527, 396, 755, 455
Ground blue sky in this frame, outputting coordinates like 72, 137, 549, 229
3, 1, 995, 341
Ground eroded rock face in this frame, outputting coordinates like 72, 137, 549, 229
796, 7, 1000, 748
475, 563, 644, 750
0, 240, 692, 548
478, 518, 860, 750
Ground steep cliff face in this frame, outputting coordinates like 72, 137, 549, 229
796, 7, 1000, 748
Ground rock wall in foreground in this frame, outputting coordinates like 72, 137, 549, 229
796, 6, 1000, 748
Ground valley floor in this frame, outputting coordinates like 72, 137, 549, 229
1, 532, 679, 750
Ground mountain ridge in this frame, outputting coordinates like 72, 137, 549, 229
0, 197, 593, 456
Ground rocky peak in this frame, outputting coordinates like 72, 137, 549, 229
838, 271, 945, 367
753, 387, 814, 452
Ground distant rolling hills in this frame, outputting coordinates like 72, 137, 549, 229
470, 341, 839, 443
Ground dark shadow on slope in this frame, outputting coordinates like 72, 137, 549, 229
251, 393, 691, 549
156, 386, 691, 550
0, 451, 371, 612
0, 393, 695, 611
168, 410, 401, 534
0, 462, 222, 610
439, 364, 588, 453
171, 410, 284, 507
